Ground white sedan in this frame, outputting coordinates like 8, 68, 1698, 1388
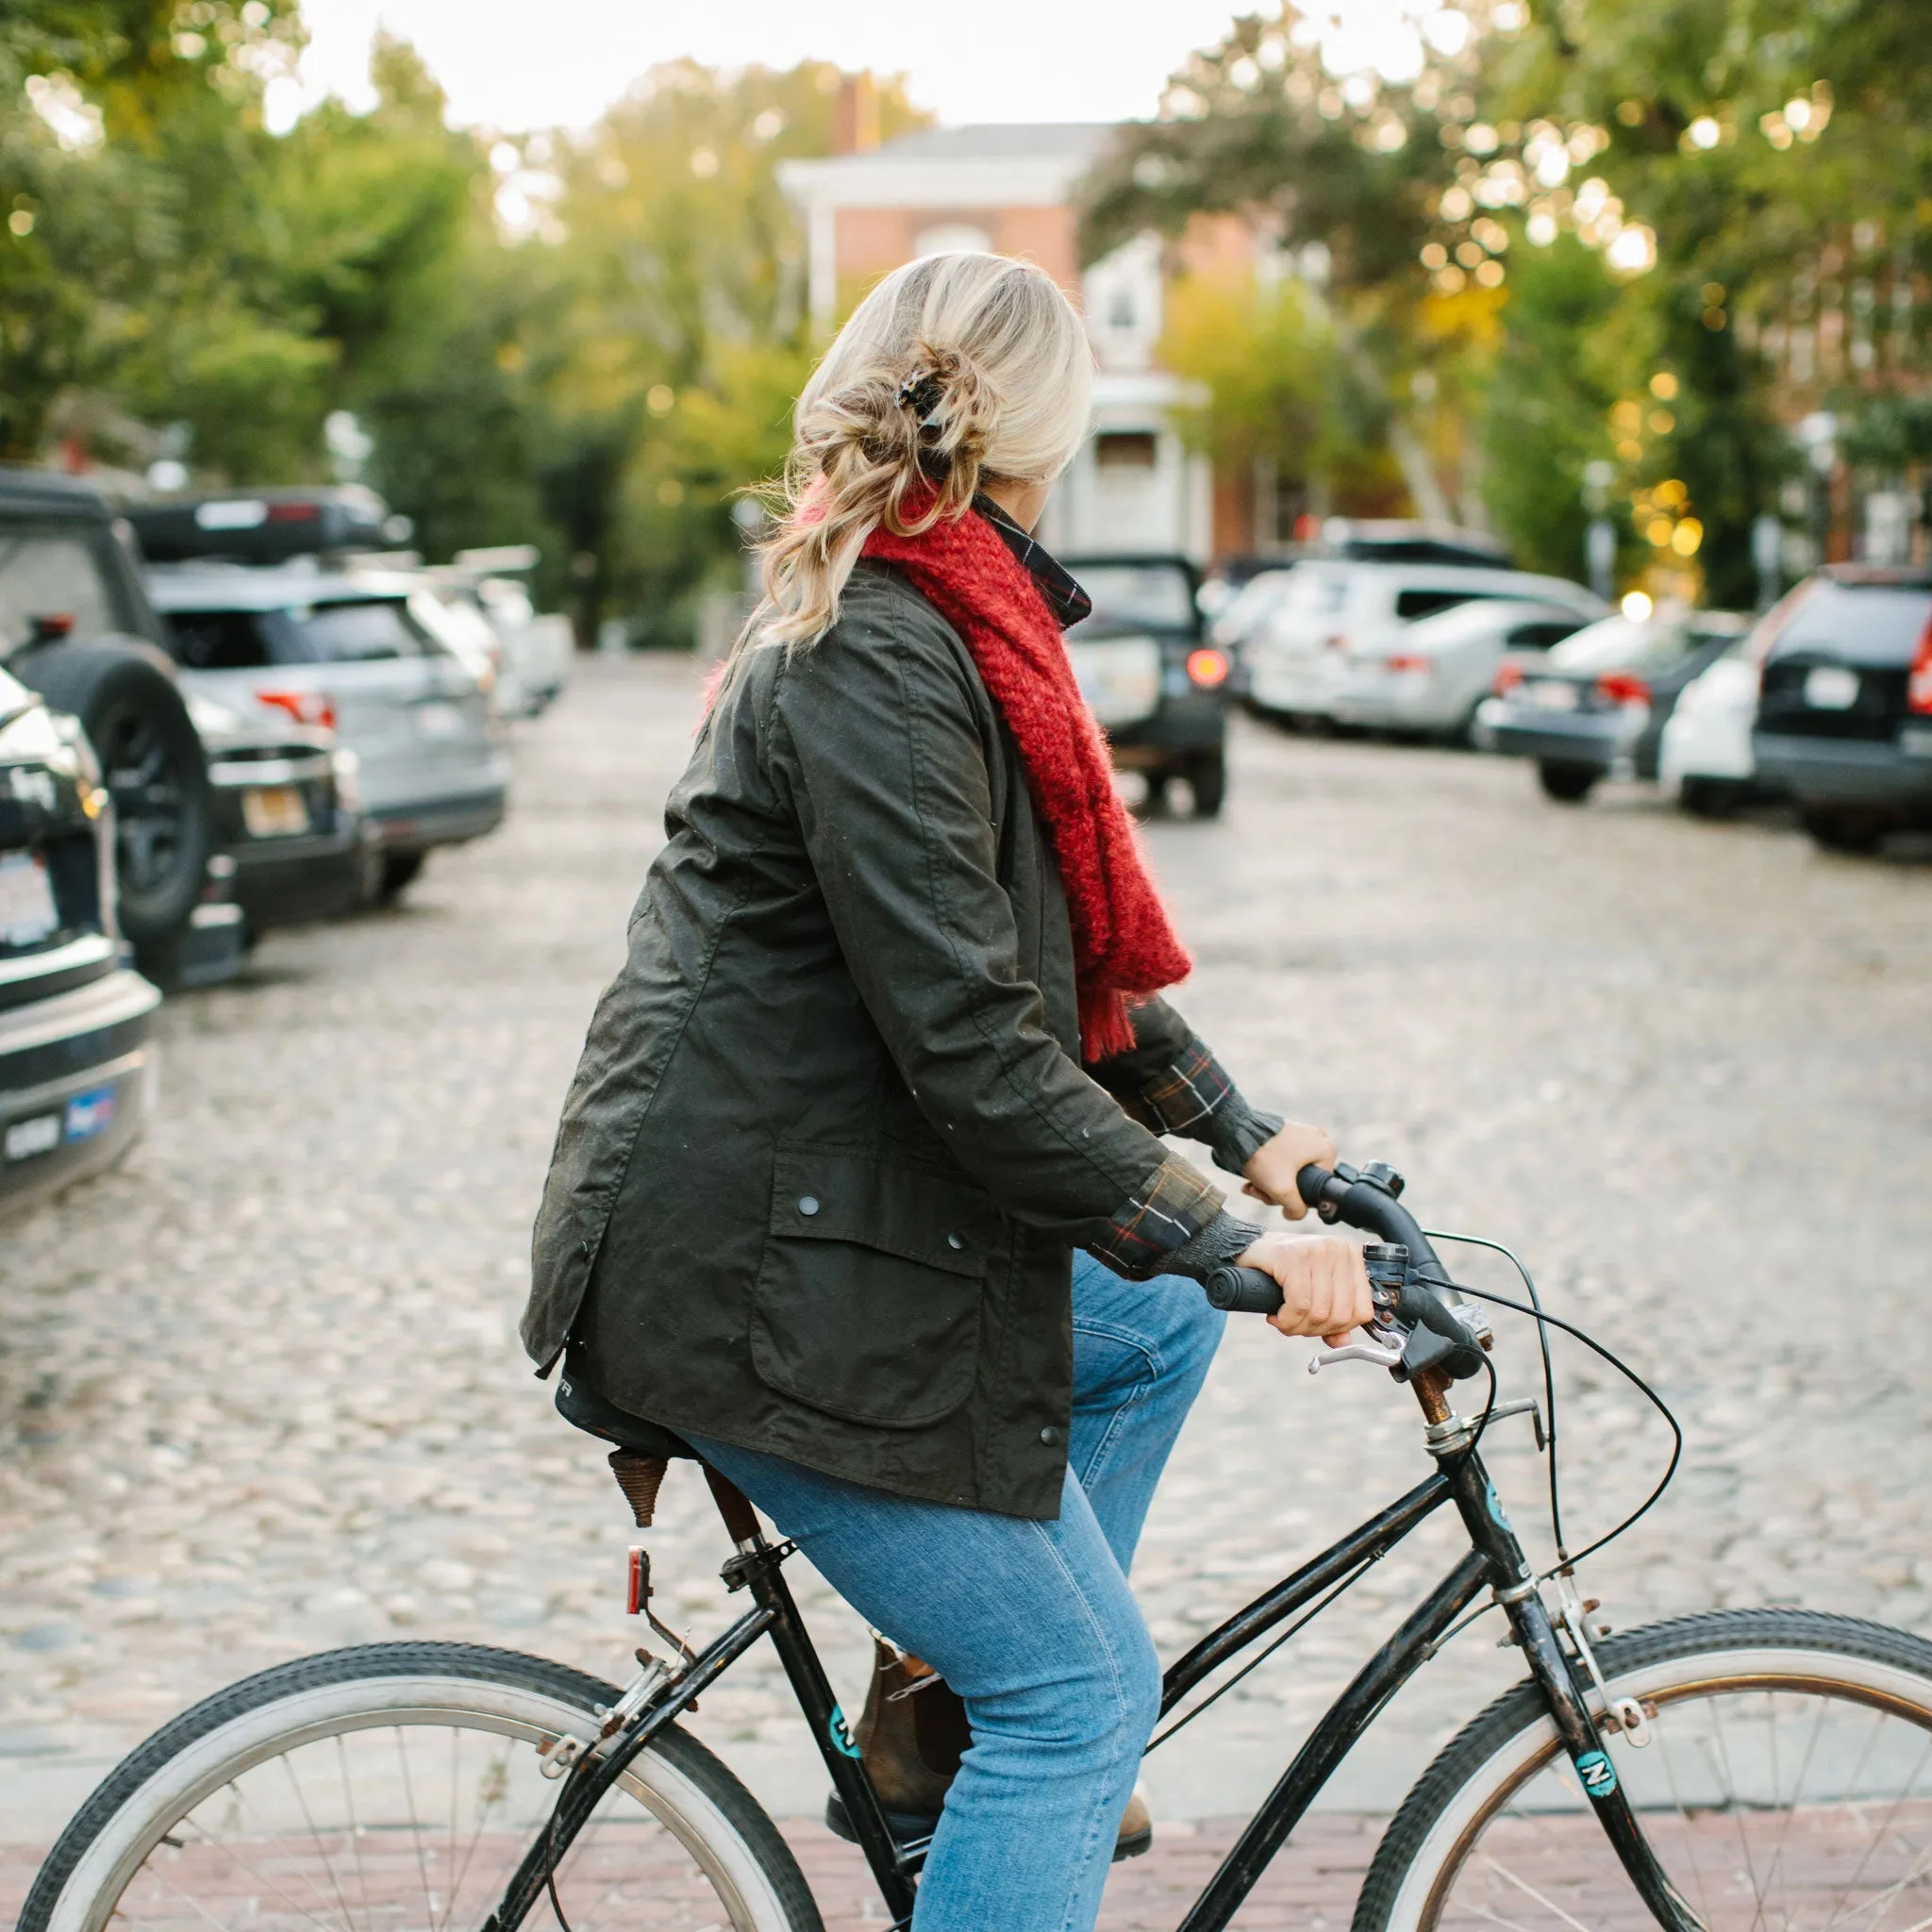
1330, 597, 1600, 740
1657, 640, 1769, 816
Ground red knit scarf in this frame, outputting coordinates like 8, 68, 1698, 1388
861, 507, 1191, 1058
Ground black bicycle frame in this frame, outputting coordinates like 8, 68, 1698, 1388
489, 1443, 1704, 1932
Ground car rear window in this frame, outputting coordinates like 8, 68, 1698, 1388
0, 524, 134, 651
1069, 564, 1196, 631
1507, 618, 1583, 649
1549, 615, 1702, 674
167, 608, 278, 670
282, 598, 432, 661
1769, 583, 1932, 664
1394, 587, 1492, 622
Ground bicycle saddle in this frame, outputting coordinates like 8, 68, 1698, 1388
555, 1355, 696, 1527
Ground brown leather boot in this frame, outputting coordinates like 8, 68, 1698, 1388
824, 1637, 1153, 1860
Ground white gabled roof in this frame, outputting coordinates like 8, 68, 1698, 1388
779, 122, 1121, 212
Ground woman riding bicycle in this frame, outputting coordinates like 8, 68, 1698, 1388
524, 249, 1373, 1931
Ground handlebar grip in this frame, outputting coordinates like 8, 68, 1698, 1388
1295, 1162, 1337, 1216
1203, 1264, 1284, 1315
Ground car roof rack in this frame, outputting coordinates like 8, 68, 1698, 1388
127, 486, 411, 567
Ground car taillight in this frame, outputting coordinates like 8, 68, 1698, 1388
265, 500, 322, 524
1185, 646, 1230, 688
1909, 614, 1932, 716
1386, 654, 1430, 675
256, 688, 337, 732
1595, 672, 1652, 708
1492, 661, 1524, 695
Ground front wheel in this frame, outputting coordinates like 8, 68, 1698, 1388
21, 1641, 824, 1932
1354, 1607, 1932, 1932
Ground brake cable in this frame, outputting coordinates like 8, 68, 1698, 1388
1423, 1241, 1684, 1576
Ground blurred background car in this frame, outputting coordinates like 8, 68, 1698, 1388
1, 661, 161, 1216
184, 691, 375, 936
1476, 605, 1751, 803
1657, 637, 1779, 818
1245, 557, 1605, 724
145, 556, 509, 903
1750, 566, 1932, 852
1061, 554, 1233, 816
0, 468, 243, 988
1329, 594, 1606, 741
454, 547, 574, 715
1206, 565, 1298, 698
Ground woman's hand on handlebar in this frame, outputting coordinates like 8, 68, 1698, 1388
1235, 1232, 1372, 1346
1241, 1122, 1339, 1221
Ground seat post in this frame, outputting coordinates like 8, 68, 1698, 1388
703, 1462, 764, 1546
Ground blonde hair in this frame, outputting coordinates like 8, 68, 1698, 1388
746, 252, 1092, 651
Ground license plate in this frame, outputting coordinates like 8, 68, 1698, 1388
240, 785, 311, 838
4, 1111, 60, 1162
1067, 637, 1162, 728
1803, 664, 1859, 710
414, 700, 467, 740
0, 849, 58, 947
1525, 681, 1579, 711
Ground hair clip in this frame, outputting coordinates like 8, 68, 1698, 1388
895, 369, 944, 420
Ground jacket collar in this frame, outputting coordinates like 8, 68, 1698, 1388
973, 495, 1092, 631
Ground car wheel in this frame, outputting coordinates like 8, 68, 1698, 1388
1536, 759, 1598, 804
1184, 749, 1227, 818
17, 642, 212, 951
380, 850, 426, 900
1679, 776, 1746, 819
1799, 807, 1884, 854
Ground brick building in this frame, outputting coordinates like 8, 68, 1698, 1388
779, 121, 1216, 562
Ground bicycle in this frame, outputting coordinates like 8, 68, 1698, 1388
22, 1160, 1932, 1932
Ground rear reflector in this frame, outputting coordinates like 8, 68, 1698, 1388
1909, 614, 1932, 717
255, 688, 337, 732
1492, 661, 1524, 695
1595, 672, 1652, 707
1186, 646, 1230, 688
1386, 654, 1430, 675
626, 1546, 647, 1615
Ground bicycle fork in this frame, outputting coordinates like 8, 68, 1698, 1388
1441, 1446, 1707, 1932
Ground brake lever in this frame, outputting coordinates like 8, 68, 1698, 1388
1307, 1322, 1407, 1375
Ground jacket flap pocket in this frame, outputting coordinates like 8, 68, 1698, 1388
767, 1146, 996, 1278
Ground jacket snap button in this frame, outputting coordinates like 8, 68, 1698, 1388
797, 1195, 821, 1217
946, 1232, 965, 1251
1039, 1425, 1059, 1446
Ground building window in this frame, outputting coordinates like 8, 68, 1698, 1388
915, 223, 992, 258
1095, 431, 1158, 471
1108, 290, 1137, 331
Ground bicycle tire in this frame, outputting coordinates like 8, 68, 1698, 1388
1354, 1607, 1932, 1932
19, 1640, 824, 1932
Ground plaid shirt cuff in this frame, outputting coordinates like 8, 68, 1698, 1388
1118, 1041, 1284, 1178
1085, 1155, 1227, 1281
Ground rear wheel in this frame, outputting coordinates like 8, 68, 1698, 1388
1354, 1607, 1932, 1932
20, 1641, 824, 1932
1679, 777, 1748, 819
1184, 749, 1227, 818
1537, 760, 1598, 803
17, 643, 211, 951
1800, 807, 1885, 854
380, 849, 426, 900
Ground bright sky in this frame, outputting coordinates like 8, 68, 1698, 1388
295, 0, 1254, 131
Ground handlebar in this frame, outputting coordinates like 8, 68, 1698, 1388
1201, 1162, 1488, 1383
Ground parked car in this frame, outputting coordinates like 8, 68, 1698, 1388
0, 466, 243, 987
1061, 554, 1232, 816
1475, 605, 1750, 802
455, 546, 574, 715
1330, 595, 1604, 741
145, 558, 509, 900
1657, 639, 1777, 817
1207, 566, 1298, 697
185, 691, 375, 933
1750, 566, 1932, 851
1, 661, 161, 1215
1245, 559, 1604, 724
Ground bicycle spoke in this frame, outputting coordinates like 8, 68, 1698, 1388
276, 1751, 358, 1932
393, 1725, 440, 1929
1482, 1853, 1598, 1932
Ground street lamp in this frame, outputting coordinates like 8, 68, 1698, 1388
1582, 459, 1616, 601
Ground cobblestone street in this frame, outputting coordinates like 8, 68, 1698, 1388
5, 653, 1929, 1924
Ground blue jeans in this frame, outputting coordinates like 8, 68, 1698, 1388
686, 1251, 1225, 1932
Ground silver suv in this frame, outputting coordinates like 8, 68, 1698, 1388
145, 561, 509, 901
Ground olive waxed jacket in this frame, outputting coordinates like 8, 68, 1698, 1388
524, 562, 1275, 1519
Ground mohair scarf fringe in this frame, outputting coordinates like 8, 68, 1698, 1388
859, 505, 1191, 1059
